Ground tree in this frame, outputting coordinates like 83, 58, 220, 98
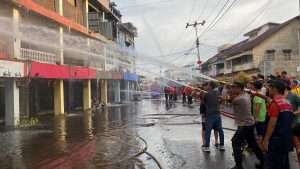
233, 71, 251, 83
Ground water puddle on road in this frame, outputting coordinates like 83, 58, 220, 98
0, 101, 165, 169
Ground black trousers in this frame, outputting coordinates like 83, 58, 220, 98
187, 95, 193, 104
165, 94, 168, 101
232, 125, 264, 168
265, 151, 290, 169
169, 94, 173, 101
182, 94, 186, 103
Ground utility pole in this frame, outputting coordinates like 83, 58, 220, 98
186, 20, 205, 84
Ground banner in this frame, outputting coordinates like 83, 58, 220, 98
0, 60, 24, 77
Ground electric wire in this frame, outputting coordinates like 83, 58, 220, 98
203, 0, 222, 22
199, 0, 239, 39
228, 0, 274, 42
174, 0, 228, 54
195, 0, 210, 22
168, 0, 198, 57
188, 0, 198, 23
174, 0, 214, 55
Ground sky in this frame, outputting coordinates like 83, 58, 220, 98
112, 0, 298, 77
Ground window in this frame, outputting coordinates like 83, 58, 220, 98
283, 49, 292, 61
226, 60, 232, 69
265, 50, 275, 61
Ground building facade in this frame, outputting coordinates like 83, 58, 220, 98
202, 17, 300, 79
0, 0, 138, 126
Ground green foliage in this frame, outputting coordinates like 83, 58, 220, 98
233, 71, 251, 83
217, 76, 232, 83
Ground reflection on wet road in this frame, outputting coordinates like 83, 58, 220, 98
0, 100, 298, 169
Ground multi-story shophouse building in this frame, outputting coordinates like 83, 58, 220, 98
202, 16, 300, 80
0, 0, 138, 126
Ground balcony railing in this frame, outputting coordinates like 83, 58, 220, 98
20, 48, 57, 64
88, 12, 114, 40
63, 1, 84, 26
224, 69, 232, 74
218, 68, 225, 74
232, 63, 254, 72
32, 0, 56, 12
0, 41, 8, 56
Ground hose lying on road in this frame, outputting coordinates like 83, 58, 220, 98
140, 113, 237, 131
95, 130, 163, 169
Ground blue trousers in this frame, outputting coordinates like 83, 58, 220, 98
205, 113, 224, 146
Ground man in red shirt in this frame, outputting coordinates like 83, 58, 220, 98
262, 80, 294, 169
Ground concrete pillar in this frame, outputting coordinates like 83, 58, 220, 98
54, 0, 64, 115
124, 81, 130, 101
5, 79, 20, 126
56, 0, 63, 16
83, 0, 89, 28
59, 26, 64, 64
34, 80, 39, 115
83, 79, 91, 110
55, 0, 64, 64
9, 8, 20, 59
54, 80, 64, 115
101, 80, 108, 104
114, 80, 120, 103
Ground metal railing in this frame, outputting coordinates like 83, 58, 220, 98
0, 41, 7, 55
32, 0, 56, 12
224, 69, 233, 74
232, 63, 254, 72
20, 48, 57, 64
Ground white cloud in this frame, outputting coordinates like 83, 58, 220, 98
113, 0, 298, 76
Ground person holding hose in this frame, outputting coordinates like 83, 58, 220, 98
224, 82, 264, 169
262, 80, 294, 169
201, 81, 225, 152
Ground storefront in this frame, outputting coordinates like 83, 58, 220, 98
0, 59, 25, 126
26, 61, 96, 115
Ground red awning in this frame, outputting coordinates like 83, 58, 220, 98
29, 62, 96, 79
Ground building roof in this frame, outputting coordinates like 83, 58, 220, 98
244, 22, 279, 36
203, 16, 300, 66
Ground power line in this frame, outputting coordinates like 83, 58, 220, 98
204, 0, 222, 22
168, 0, 198, 55
166, 47, 197, 60
188, 0, 198, 22
119, 0, 175, 10
228, 0, 274, 42
162, 47, 197, 59
196, 0, 210, 21
178, 0, 229, 53
177, 0, 211, 52
198, 0, 230, 35
199, 0, 238, 39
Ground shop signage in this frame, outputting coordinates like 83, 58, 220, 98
0, 60, 24, 77
124, 72, 139, 81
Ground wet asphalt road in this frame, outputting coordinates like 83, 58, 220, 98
0, 99, 298, 169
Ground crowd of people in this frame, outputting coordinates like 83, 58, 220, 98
164, 86, 179, 101
163, 71, 300, 169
